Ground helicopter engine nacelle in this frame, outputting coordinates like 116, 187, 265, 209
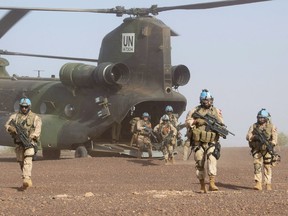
171, 64, 190, 87
59, 62, 130, 88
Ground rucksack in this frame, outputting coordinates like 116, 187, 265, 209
129, 117, 140, 133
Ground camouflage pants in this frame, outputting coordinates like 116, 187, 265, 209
15, 145, 35, 180
194, 142, 217, 180
253, 151, 272, 184
183, 138, 190, 161
137, 135, 152, 158
162, 143, 174, 161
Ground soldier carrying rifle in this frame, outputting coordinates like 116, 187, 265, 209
4, 97, 42, 190
185, 89, 233, 193
246, 108, 279, 191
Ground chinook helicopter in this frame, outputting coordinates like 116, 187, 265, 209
0, 0, 271, 159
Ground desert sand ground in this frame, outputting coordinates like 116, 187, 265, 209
0, 146, 287, 216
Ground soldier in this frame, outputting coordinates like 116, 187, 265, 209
136, 112, 153, 158
161, 105, 182, 147
4, 97, 42, 189
154, 114, 177, 164
186, 89, 223, 193
246, 108, 278, 191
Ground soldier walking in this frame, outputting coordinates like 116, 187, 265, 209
5, 97, 42, 189
186, 89, 223, 193
246, 108, 278, 191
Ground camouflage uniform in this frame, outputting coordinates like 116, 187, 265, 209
154, 121, 177, 164
246, 121, 278, 190
186, 105, 223, 192
5, 110, 42, 188
160, 113, 178, 146
136, 119, 152, 158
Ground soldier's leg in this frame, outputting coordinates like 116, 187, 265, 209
263, 152, 273, 190
168, 144, 175, 164
137, 136, 144, 158
253, 153, 263, 190
194, 145, 205, 180
15, 145, 24, 172
163, 146, 169, 164
22, 147, 35, 188
194, 144, 206, 193
145, 138, 153, 159
183, 138, 190, 161
207, 144, 219, 191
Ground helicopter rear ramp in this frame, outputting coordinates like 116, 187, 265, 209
90, 143, 164, 158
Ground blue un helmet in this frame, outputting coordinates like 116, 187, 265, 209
161, 114, 170, 121
19, 98, 32, 107
19, 97, 31, 114
142, 112, 150, 118
165, 105, 173, 113
200, 89, 213, 108
257, 108, 270, 119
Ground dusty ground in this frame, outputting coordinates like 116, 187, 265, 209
0, 146, 287, 216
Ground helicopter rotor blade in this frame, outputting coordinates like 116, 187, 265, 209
156, 0, 271, 12
0, 9, 29, 38
0, 50, 98, 62
0, 0, 271, 38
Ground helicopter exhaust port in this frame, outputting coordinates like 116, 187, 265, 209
59, 62, 130, 88
171, 64, 190, 88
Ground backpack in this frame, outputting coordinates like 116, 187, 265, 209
129, 117, 140, 134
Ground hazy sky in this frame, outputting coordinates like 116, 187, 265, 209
0, 0, 287, 147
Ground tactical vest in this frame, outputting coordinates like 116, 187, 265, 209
15, 111, 37, 136
250, 122, 273, 151
192, 106, 220, 143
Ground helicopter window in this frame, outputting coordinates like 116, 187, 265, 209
64, 104, 75, 118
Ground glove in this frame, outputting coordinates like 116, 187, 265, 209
8, 126, 17, 135
29, 135, 38, 142
195, 119, 206, 126
252, 135, 260, 141
266, 144, 273, 153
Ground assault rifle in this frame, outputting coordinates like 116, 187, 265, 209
161, 130, 175, 147
144, 127, 160, 143
176, 123, 186, 131
10, 119, 34, 150
192, 112, 235, 139
253, 127, 275, 155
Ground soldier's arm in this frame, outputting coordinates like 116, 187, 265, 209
4, 113, 17, 132
185, 108, 197, 127
216, 108, 224, 124
153, 124, 159, 133
271, 125, 278, 146
30, 115, 42, 139
136, 120, 144, 131
246, 125, 254, 142
171, 124, 177, 136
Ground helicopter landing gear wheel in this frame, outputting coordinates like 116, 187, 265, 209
75, 146, 88, 158
42, 148, 61, 160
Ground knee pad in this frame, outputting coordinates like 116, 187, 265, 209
254, 163, 262, 174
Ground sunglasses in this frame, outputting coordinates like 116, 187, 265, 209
20, 106, 29, 109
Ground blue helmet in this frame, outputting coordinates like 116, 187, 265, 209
161, 114, 170, 121
19, 98, 31, 107
142, 112, 150, 118
200, 89, 213, 101
165, 105, 173, 112
257, 108, 270, 119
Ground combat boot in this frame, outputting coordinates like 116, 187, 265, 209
199, 179, 207, 193
22, 178, 32, 189
209, 176, 219, 191
254, 181, 262, 191
266, 184, 272, 191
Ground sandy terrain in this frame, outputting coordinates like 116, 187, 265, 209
0, 146, 287, 216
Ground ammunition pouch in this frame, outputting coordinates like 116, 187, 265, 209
211, 142, 221, 160
192, 129, 216, 143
